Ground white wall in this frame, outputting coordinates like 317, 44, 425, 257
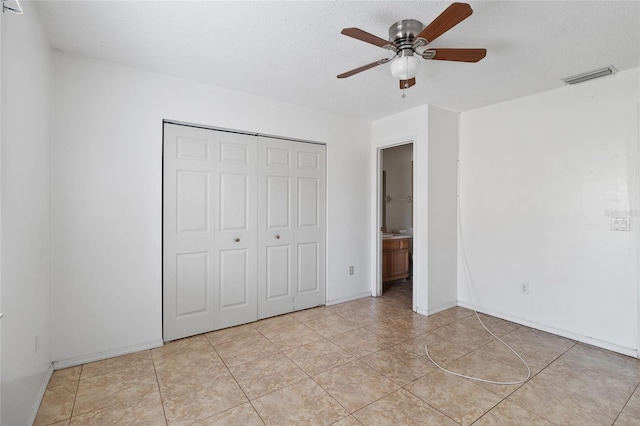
382, 144, 413, 233
51, 53, 372, 364
428, 106, 459, 311
458, 67, 640, 356
1, 2, 53, 424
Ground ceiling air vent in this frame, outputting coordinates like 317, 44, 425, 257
563, 66, 616, 85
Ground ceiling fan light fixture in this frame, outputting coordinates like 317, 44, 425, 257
390, 53, 419, 80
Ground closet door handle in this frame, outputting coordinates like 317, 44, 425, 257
234, 238, 240, 243
275, 235, 280, 239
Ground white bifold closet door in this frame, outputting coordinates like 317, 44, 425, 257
163, 124, 258, 342
257, 137, 326, 319
163, 124, 325, 342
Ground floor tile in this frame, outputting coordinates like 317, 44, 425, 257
332, 416, 363, 426
428, 306, 475, 324
477, 338, 553, 377
159, 370, 247, 426
401, 332, 472, 365
260, 321, 323, 351
328, 328, 393, 357
473, 400, 554, 425
622, 386, 640, 418
289, 306, 333, 323
214, 334, 279, 367
229, 352, 307, 400
48, 366, 82, 389
47, 420, 71, 426
353, 388, 457, 426
252, 378, 348, 425
191, 402, 265, 425
458, 313, 521, 337
533, 358, 635, 413
390, 311, 443, 333
151, 335, 213, 363
334, 307, 395, 327
284, 339, 354, 376
508, 374, 621, 426
305, 314, 359, 338
431, 321, 494, 351
406, 370, 502, 426
615, 412, 640, 425
364, 319, 426, 343
205, 323, 259, 346
360, 347, 435, 386
34, 384, 77, 426
501, 326, 575, 359
69, 389, 165, 425
444, 347, 530, 397
254, 314, 299, 332
73, 363, 158, 417
560, 344, 640, 386
313, 360, 400, 413
81, 350, 152, 379
154, 345, 227, 384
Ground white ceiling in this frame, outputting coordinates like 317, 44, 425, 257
35, 1, 640, 121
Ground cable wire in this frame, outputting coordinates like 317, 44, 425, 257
424, 142, 531, 386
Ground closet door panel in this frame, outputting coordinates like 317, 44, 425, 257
293, 143, 326, 311
163, 124, 216, 341
212, 131, 258, 330
297, 243, 319, 294
258, 139, 296, 319
266, 245, 291, 299
258, 138, 326, 317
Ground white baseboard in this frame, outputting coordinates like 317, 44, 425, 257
53, 339, 164, 370
457, 301, 639, 358
27, 362, 54, 426
423, 301, 458, 316
326, 291, 372, 306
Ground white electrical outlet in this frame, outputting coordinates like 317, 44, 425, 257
612, 217, 631, 231
349, 266, 354, 275
520, 282, 529, 295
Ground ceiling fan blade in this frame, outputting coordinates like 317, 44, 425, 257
399, 78, 416, 89
341, 28, 394, 49
337, 57, 393, 79
423, 48, 486, 62
416, 2, 473, 44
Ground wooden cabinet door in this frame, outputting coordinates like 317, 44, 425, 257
391, 248, 409, 277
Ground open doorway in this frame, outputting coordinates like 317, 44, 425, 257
379, 143, 413, 306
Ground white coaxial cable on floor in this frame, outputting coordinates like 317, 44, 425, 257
424, 145, 531, 386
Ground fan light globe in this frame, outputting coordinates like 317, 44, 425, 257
390, 55, 419, 80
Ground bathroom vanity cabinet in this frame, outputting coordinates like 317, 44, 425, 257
382, 237, 410, 283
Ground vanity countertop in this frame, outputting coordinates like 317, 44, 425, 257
382, 234, 411, 240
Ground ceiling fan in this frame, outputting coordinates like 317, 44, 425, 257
337, 2, 486, 90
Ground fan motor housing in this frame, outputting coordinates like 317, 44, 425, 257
388, 19, 423, 46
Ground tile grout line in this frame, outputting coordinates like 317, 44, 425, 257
150, 350, 170, 426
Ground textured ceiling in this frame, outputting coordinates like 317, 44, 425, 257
35, 1, 640, 120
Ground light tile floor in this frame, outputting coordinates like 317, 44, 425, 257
36, 280, 640, 425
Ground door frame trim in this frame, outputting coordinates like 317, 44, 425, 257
371, 136, 419, 313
